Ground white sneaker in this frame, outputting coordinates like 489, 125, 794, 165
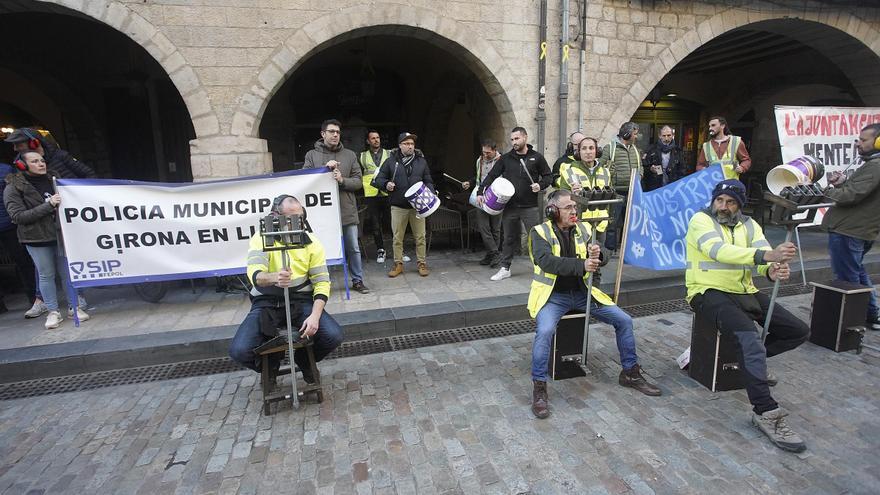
45, 311, 63, 329
25, 300, 48, 319
68, 307, 90, 322
490, 267, 511, 281
376, 249, 386, 264
403, 254, 411, 262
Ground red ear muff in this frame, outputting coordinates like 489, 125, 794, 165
27, 138, 40, 150
14, 156, 26, 171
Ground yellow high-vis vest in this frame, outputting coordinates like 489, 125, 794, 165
360, 149, 391, 197
556, 160, 611, 232
246, 233, 330, 300
527, 220, 614, 318
703, 135, 741, 180
684, 210, 771, 303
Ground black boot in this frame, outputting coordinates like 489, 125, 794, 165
619, 364, 662, 396
479, 251, 496, 265
531, 380, 550, 419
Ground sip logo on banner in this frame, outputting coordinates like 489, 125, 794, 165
624, 164, 724, 271
69, 259, 124, 280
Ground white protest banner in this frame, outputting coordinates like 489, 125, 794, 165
56, 168, 343, 287
774, 105, 880, 224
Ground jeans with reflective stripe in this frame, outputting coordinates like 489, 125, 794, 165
532, 290, 638, 381
828, 232, 878, 318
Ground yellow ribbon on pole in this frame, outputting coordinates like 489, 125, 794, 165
562, 44, 570, 62
540, 41, 547, 60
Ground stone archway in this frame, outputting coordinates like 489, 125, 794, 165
602, 8, 880, 141
37, 0, 217, 139
216, 3, 522, 178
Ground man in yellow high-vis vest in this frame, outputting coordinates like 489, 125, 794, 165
527, 190, 661, 419
695, 116, 752, 180
358, 130, 392, 263
685, 179, 809, 453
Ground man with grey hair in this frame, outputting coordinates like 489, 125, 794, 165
551, 131, 586, 186
643, 125, 685, 191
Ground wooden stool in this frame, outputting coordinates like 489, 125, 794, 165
688, 311, 744, 392
551, 312, 588, 380
255, 338, 324, 415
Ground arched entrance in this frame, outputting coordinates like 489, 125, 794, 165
628, 17, 880, 178
259, 29, 508, 190
0, 2, 196, 181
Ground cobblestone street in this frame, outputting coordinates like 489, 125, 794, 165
1, 294, 878, 495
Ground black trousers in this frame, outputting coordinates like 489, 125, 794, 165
499, 206, 540, 269
0, 228, 37, 302
691, 289, 809, 414
363, 196, 389, 252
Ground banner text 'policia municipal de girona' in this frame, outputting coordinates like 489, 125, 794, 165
56, 168, 342, 287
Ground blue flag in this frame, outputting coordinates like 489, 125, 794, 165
623, 164, 725, 270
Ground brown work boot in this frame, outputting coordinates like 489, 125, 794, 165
619, 364, 662, 396
531, 380, 550, 419
388, 262, 404, 278
417, 261, 430, 277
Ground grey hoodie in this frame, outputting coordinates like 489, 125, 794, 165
303, 140, 362, 226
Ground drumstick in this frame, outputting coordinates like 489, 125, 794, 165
443, 173, 464, 185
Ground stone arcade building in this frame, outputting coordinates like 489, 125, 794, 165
1, 0, 878, 183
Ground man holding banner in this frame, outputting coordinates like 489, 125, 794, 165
685, 179, 809, 453
229, 195, 343, 382
527, 190, 660, 419
822, 123, 880, 331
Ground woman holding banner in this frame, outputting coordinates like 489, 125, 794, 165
3, 151, 89, 329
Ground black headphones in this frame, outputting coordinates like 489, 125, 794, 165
573, 137, 602, 161
618, 122, 638, 141
545, 189, 563, 220
271, 194, 308, 221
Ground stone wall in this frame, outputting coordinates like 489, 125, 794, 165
45, 0, 880, 180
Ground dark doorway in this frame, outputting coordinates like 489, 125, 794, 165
0, 4, 195, 181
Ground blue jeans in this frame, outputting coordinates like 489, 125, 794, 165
532, 290, 638, 381
342, 223, 364, 283
25, 243, 78, 312
829, 232, 878, 318
229, 300, 344, 372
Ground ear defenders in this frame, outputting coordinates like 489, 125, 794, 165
573, 137, 602, 161
875, 134, 880, 151
545, 190, 562, 220
618, 122, 638, 141
20, 128, 41, 150
13, 154, 26, 171
271, 194, 308, 220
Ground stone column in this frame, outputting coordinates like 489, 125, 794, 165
189, 136, 273, 181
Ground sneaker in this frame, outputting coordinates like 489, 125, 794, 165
490, 267, 511, 281
417, 262, 430, 277
618, 364, 662, 396
388, 262, 404, 278
68, 307, 90, 322
352, 280, 370, 294
866, 314, 880, 331
45, 310, 63, 329
479, 251, 496, 266
25, 300, 48, 319
752, 408, 806, 453
403, 254, 411, 262
376, 249, 386, 264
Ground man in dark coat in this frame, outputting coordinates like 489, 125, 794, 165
642, 125, 686, 191
5, 128, 96, 179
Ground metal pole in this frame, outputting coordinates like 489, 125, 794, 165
580, 228, 597, 367
558, 0, 570, 154
282, 250, 300, 409
761, 227, 794, 342
536, 0, 547, 153
794, 224, 807, 286
613, 170, 637, 303
576, 0, 586, 131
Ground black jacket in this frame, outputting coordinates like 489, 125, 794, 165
477, 145, 551, 208
2, 170, 60, 244
642, 142, 685, 191
41, 141, 96, 179
373, 149, 434, 209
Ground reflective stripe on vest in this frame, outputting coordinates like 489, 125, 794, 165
703, 135, 740, 179
361, 149, 390, 197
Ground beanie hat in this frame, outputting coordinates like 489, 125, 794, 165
711, 179, 747, 208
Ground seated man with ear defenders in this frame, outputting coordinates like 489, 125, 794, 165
228, 194, 343, 383
527, 190, 661, 420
